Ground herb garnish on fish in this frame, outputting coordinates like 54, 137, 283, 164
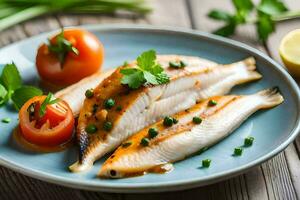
120, 50, 170, 89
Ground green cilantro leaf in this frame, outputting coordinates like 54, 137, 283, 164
0, 63, 22, 96
120, 69, 145, 89
11, 86, 43, 110
213, 23, 236, 37
120, 50, 170, 89
120, 68, 137, 75
150, 64, 164, 74
207, 0, 293, 42
143, 71, 158, 85
208, 10, 233, 22
233, 0, 254, 13
156, 73, 170, 84
257, 12, 275, 41
137, 50, 156, 71
258, 0, 288, 16
0, 84, 8, 105
39, 93, 60, 117
0, 63, 43, 110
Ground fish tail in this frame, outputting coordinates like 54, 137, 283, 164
232, 57, 262, 84
244, 57, 256, 70
255, 87, 284, 108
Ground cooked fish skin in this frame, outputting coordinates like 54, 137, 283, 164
69, 55, 261, 173
99, 88, 284, 178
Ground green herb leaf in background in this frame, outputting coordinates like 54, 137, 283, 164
11, 86, 43, 110
257, 12, 275, 42
0, 63, 22, 97
208, 0, 300, 42
213, 23, 236, 37
0, 84, 7, 105
258, 0, 288, 15
233, 0, 254, 13
208, 10, 233, 22
0, 0, 151, 32
120, 50, 170, 89
0, 63, 43, 109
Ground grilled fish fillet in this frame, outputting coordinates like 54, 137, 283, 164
55, 56, 216, 116
55, 70, 114, 116
70, 55, 261, 172
99, 88, 283, 178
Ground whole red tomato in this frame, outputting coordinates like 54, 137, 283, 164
36, 29, 104, 86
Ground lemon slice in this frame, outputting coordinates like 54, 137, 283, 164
279, 29, 300, 78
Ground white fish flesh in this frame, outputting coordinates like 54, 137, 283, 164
99, 88, 283, 178
69, 55, 261, 172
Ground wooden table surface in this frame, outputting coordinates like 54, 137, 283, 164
0, 1, 300, 199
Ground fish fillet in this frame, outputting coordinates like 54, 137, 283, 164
70, 55, 261, 172
55, 70, 114, 116
99, 88, 283, 178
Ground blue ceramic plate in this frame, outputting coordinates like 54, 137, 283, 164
0, 25, 299, 193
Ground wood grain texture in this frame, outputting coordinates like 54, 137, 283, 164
188, 0, 298, 200
0, 0, 298, 199
266, 0, 300, 198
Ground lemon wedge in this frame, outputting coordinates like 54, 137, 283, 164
279, 29, 300, 78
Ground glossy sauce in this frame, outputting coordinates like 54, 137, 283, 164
13, 126, 74, 153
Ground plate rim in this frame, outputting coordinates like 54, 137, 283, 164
0, 24, 299, 193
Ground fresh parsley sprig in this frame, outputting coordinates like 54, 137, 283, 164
120, 50, 170, 89
208, 0, 300, 41
0, 63, 42, 109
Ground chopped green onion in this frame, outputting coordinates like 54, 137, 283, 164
208, 100, 218, 106
163, 116, 174, 126
85, 124, 97, 134
122, 141, 132, 148
169, 61, 181, 68
148, 128, 158, 139
244, 136, 254, 146
193, 116, 202, 124
104, 98, 115, 109
1, 118, 11, 123
140, 138, 150, 147
180, 60, 187, 67
169, 60, 186, 69
234, 147, 243, 156
202, 159, 211, 168
103, 121, 113, 131
85, 89, 94, 98
172, 118, 178, 124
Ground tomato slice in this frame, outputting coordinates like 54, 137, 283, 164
33, 101, 67, 128
19, 96, 74, 147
